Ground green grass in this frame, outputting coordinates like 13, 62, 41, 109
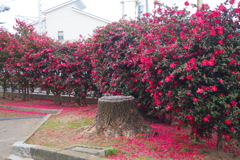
189, 140, 198, 145
105, 147, 119, 156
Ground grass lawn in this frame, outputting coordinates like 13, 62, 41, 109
0, 98, 239, 160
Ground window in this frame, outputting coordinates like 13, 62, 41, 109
58, 31, 64, 40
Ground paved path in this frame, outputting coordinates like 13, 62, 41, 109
0, 117, 44, 160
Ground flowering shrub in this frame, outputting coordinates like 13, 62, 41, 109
90, 20, 155, 114
0, 27, 11, 97
4, 20, 58, 100
89, 0, 239, 149
142, 0, 239, 149
51, 41, 99, 104
4, 20, 98, 104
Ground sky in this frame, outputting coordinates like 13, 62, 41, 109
0, 0, 228, 33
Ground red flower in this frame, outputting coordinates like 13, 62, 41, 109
224, 134, 231, 141
203, 116, 210, 122
140, 41, 145, 45
192, 97, 198, 102
229, 0, 235, 5
210, 30, 216, 36
184, 1, 189, 6
157, 69, 162, 73
227, 34, 233, 39
186, 75, 193, 80
235, 8, 240, 13
215, 19, 221, 24
189, 58, 196, 63
183, 46, 189, 49
230, 127, 236, 131
214, 49, 224, 55
225, 119, 232, 125
165, 76, 171, 82
208, 60, 214, 66
211, 86, 217, 91
202, 60, 208, 66
170, 63, 176, 68
217, 40, 224, 44
187, 115, 194, 121
229, 59, 236, 65
218, 30, 224, 35
218, 5, 227, 12
196, 88, 204, 93
167, 90, 173, 95
219, 79, 224, 83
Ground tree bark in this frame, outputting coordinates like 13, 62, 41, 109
27, 81, 30, 101
217, 129, 223, 150
83, 96, 154, 138
11, 82, 14, 100
2, 81, 6, 99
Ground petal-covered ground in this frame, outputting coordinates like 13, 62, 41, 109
0, 108, 46, 118
0, 98, 239, 160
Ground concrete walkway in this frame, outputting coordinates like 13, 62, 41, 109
0, 116, 46, 160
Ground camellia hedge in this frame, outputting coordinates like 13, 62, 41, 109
0, 0, 239, 151
90, 0, 239, 150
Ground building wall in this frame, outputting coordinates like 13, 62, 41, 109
42, 3, 109, 41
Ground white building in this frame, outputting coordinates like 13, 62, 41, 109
33, 0, 111, 41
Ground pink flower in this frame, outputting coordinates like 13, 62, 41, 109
210, 30, 216, 36
170, 63, 176, 68
229, 59, 236, 65
157, 69, 162, 73
225, 119, 232, 125
140, 41, 145, 45
192, 97, 198, 102
196, 88, 204, 93
218, 5, 227, 12
224, 134, 231, 141
187, 115, 194, 121
218, 29, 224, 35
183, 46, 189, 49
227, 34, 233, 39
165, 76, 171, 82
186, 92, 191, 95
208, 60, 214, 66
230, 127, 236, 131
229, 0, 235, 5
184, 1, 189, 6
166, 104, 172, 111
203, 116, 210, 122
214, 49, 224, 55
215, 19, 221, 24
211, 86, 217, 91
219, 79, 224, 83
186, 75, 193, 80
167, 90, 173, 95
202, 60, 208, 66
189, 58, 196, 63
218, 40, 224, 44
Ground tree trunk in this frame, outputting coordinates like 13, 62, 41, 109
55, 94, 62, 105
83, 96, 155, 138
2, 81, 6, 99
11, 82, 14, 100
26, 81, 30, 101
217, 130, 223, 150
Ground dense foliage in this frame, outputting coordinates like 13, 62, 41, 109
90, 0, 240, 149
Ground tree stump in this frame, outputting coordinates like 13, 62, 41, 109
82, 96, 154, 138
